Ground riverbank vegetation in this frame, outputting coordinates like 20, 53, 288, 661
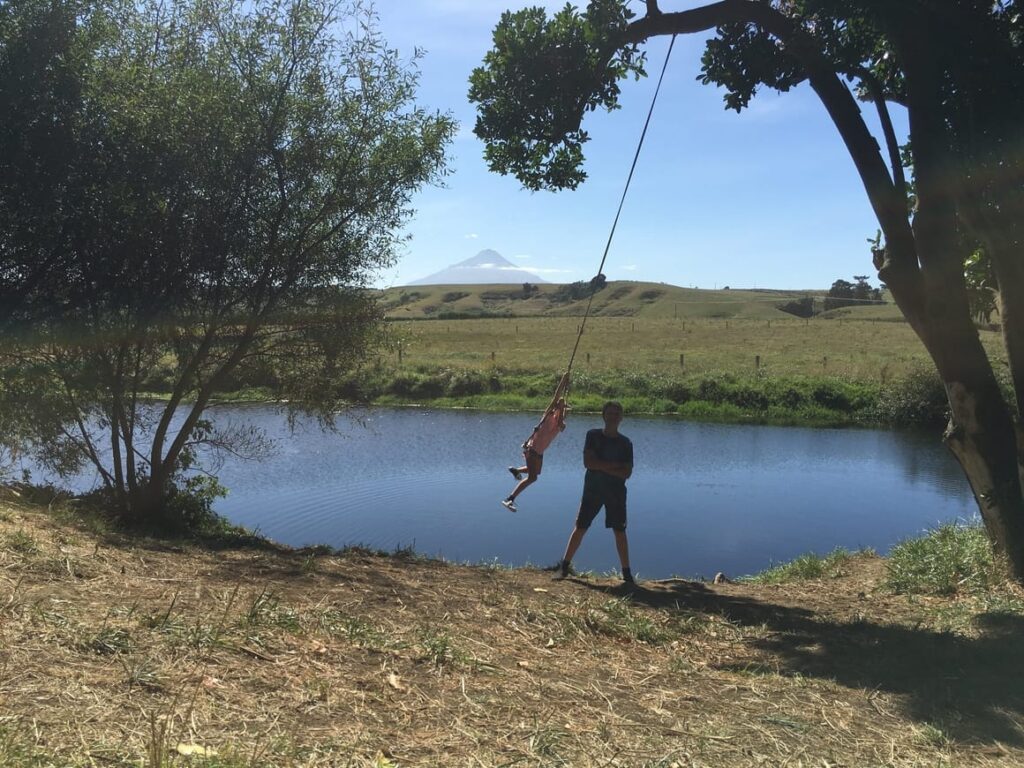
2, 491, 1022, 766
125, 302, 1000, 427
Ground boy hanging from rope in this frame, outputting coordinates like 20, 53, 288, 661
502, 371, 571, 512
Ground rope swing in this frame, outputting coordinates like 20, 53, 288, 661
563, 34, 677, 394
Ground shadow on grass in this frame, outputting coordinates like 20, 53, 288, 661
574, 578, 1024, 746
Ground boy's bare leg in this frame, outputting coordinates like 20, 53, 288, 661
508, 474, 537, 501
561, 525, 587, 565
613, 530, 630, 571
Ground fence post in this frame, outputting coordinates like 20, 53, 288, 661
679, 353, 685, 368
823, 355, 828, 369
491, 351, 496, 361
586, 352, 591, 363
755, 355, 760, 370
398, 346, 403, 364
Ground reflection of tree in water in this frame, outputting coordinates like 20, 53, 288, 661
890, 428, 972, 495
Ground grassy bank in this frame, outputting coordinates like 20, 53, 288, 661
2, 493, 1023, 766
212, 365, 952, 428
189, 312, 1001, 426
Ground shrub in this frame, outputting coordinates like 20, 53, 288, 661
661, 381, 693, 403
873, 368, 949, 427
745, 548, 856, 584
446, 370, 487, 397
885, 523, 1001, 595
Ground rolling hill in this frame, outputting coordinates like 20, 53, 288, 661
379, 280, 902, 322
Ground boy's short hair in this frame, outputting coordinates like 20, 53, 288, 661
602, 400, 623, 415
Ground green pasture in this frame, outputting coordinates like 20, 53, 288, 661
383, 314, 1006, 381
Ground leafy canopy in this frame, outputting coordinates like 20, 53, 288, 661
0, 0, 454, 525
468, 0, 645, 191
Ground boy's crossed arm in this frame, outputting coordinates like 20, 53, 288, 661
583, 449, 632, 480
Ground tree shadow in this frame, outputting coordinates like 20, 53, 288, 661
573, 578, 1024, 746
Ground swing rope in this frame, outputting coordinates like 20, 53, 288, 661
564, 33, 677, 387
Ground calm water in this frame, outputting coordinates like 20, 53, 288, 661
114, 405, 979, 580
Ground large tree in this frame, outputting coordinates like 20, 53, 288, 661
0, 0, 453, 527
469, 0, 1024, 579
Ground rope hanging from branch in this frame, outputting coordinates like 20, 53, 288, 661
565, 34, 677, 382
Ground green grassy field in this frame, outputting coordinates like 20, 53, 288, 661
383, 313, 1004, 381
352, 281, 1008, 425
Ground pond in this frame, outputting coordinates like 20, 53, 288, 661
137, 405, 976, 580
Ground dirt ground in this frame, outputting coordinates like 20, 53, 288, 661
2, 492, 1023, 767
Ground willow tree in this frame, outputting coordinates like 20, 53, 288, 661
0, 0, 453, 527
469, 0, 1024, 579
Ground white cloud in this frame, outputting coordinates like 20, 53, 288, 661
523, 266, 574, 275
513, 253, 531, 259
464, 233, 479, 239
622, 264, 638, 271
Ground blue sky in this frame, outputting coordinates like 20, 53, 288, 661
373, 0, 908, 289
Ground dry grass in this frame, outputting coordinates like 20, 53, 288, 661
2, 491, 1023, 767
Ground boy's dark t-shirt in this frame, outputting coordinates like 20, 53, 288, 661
583, 428, 633, 493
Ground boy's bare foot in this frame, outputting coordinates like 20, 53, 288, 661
508, 466, 523, 481
501, 498, 517, 513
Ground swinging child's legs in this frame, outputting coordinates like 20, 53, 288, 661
505, 449, 542, 504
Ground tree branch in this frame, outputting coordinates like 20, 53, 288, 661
621, 0, 923, 311
854, 66, 908, 212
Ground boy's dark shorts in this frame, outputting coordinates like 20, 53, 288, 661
576, 484, 627, 532
523, 447, 543, 476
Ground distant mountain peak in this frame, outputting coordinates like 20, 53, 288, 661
406, 249, 547, 286
457, 249, 512, 267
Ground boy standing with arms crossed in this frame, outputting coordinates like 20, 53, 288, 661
552, 400, 635, 585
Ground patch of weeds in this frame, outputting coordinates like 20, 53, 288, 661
0, 723, 52, 768
4, 529, 40, 555
592, 598, 672, 644
672, 611, 713, 635
477, 557, 512, 572
301, 553, 319, 574
914, 722, 951, 748
85, 627, 134, 655
120, 656, 164, 691
760, 715, 808, 732
641, 756, 690, 768
668, 656, 695, 674
392, 542, 423, 562
151, 618, 222, 655
243, 588, 301, 633
526, 721, 567, 761
0, 509, 12, 523
50, 529, 78, 547
338, 543, 390, 558
319, 611, 396, 652
303, 678, 333, 706
744, 547, 856, 584
886, 523, 1002, 595
735, 662, 781, 678
417, 628, 467, 668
